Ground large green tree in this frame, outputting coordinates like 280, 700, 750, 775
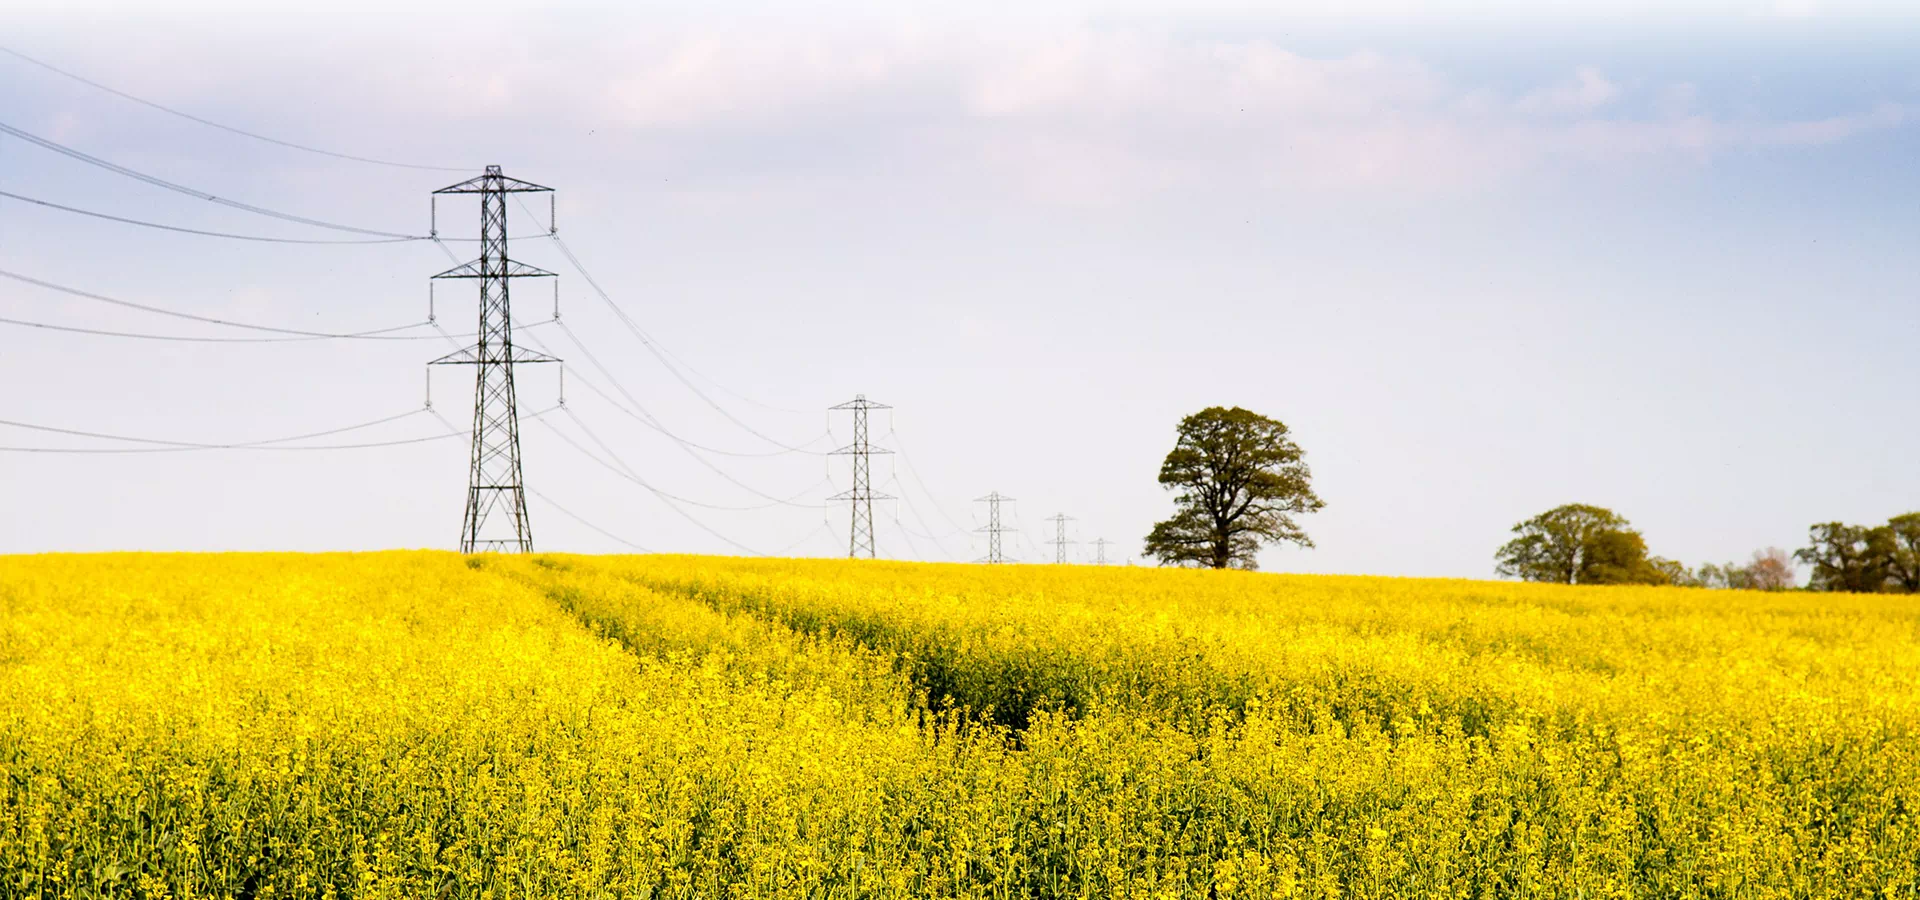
1494, 504, 1668, 585
1795, 522, 1896, 593
1142, 406, 1324, 570
1889, 513, 1920, 593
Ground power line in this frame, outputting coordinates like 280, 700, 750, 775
0, 189, 550, 245
526, 486, 654, 553
548, 320, 830, 508
0, 189, 421, 244
0, 120, 424, 239
544, 406, 828, 512
503, 193, 820, 421
876, 474, 955, 561
556, 328, 831, 458
0, 267, 449, 340
886, 426, 974, 536
884, 460, 968, 559
507, 410, 774, 556
0, 44, 469, 172
0, 311, 538, 345
0, 407, 481, 454
547, 233, 826, 453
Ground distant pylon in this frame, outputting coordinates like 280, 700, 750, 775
1045, 513, 1075, 564
428, 165, 560, 553
975, 492, 1013, 563
1092, 537, 1112, 565
829, 394, 892, 559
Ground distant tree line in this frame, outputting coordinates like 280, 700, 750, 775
1131, 405, 1917, 592
1496, 504, 1920, 594
1794, 515, 1920, 593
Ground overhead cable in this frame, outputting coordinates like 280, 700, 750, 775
547, 407, 829, 512
0, 45, 470, 172
526, 486, 655, 553
549, 322, 832, 508
548, 233, 826, 453
1, 267, 452, 340
0, 120, 424, 238
0, 407, 482, 454
0, 189, 419, 244
562, 344, 830, 458
773, 524, 835, 558
886, 427, 975, 536
0, 311, 544, 345
0, 189, 545, 244
434, 406, 767, 556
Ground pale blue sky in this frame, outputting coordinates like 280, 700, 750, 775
0, 0, 1914, 575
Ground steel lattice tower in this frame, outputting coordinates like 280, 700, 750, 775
975, 492, 1012, 564
1092, 537, 1112, 565
829, 395, 892, 559
429, 165, 559, 553
1045, 513, 1075, 564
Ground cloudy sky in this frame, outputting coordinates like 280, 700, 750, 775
0, 0, 1914, 575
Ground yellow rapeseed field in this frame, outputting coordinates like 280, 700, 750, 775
3, 552, 1917, 898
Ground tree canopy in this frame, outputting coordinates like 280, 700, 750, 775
1797, 522, 1898, 593
1142, 406, 1323, 570
1494, 504, 1669, 585
1889, 513, 1920, 594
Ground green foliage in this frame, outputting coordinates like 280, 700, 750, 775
1890, 513, 1920, 594
1796, 522, 1898, 593
1142, 407, 1324, 570
1494, 504, 1668, 585
1649, 556, 1695, 586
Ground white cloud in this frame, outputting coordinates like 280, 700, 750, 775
23, 22, 1907, 200
1514, 66, 1621, 114
513, 27, 1902, 195
1765, 0, 1822, 18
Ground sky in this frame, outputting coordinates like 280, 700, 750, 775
0, 0, 1915, 576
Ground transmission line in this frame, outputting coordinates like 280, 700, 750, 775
773, 523, 836, 557
456, 408, 770, 556
501, 193, 819, 421
0, 189, 550, 246
0, 310, 533, 345
545, 406, 828, 512
0, 267, 459, 340
0, 45, 470, 172
526, 486, 654, 553
877, 475, 956, 561
0, 407, 496, 454
0, 120, 423, 238
0, 189, 421, 244
556, 325, 830, 457
546, 321, 831, 508
546, 233, 825, 453
886, 426, 974, 535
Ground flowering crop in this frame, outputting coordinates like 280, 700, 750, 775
3, 552, 1917, 898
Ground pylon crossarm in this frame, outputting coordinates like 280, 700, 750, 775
434, 172, 553, 194
828, 490, 895, 501
431, 346, 560, 366
829, 444, 893, 456
431, 258, 557, 280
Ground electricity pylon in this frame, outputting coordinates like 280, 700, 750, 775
829, 394, 892, 559
975, 492, 1012, 563
428, 165, 559, 553
1092, 537, 1112, 565
1045, 513, 1075, 564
